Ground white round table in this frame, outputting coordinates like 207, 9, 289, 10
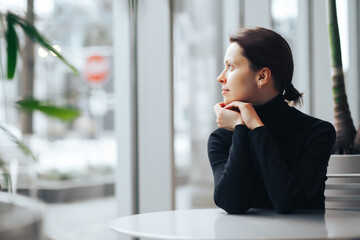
110, 208, 360, 239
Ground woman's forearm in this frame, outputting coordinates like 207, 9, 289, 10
208, 125, 253, 214
248, 125, 335, 213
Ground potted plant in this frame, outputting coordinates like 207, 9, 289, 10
327, 0, 360, 209
0, 11, 80, 193
0, 10, 80, 239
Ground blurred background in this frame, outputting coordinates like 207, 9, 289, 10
0, 0, 359, 239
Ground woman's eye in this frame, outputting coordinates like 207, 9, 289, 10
228, 65, 234, 70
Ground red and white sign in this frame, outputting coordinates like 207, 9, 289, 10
84, 55, 110, 84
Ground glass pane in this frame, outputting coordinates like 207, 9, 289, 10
271, 0, 298, 68
336, 0, 349, 72
271, 0, 299, 102
173, 0, 222, 209
0, 0, 116, 239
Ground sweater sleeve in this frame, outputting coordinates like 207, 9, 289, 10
248, 122, 336, 213
207, 125, 252, 214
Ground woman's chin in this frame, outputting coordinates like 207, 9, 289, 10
223, 98, 231, 105
223, 97, 247, 105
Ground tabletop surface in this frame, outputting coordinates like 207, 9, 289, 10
110, 208, 360, 240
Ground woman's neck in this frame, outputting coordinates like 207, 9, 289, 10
252, 89, 280, 106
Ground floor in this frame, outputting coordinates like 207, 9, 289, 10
42, 184, 214, 240
44, 197, 118, 240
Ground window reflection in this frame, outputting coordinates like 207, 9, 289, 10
271, 0, 298, 33
271, 0, 299, 105
173, 0, 221, 209
0, 0, 116, 239
271, 0, 298, 68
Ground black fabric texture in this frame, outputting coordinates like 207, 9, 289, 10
208, 94, 336, 214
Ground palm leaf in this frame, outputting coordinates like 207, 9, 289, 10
5, 14, 19, 79
6, 12, 78, 74
16, 98, 81, 122
0, 159, 12, 193
0, 12, 6, 79
0, 125, 37, 162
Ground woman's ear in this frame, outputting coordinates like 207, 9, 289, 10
257, 67, 272, 88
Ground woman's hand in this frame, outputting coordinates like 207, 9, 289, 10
224, 101, 264, 130
214, 102, 244, 131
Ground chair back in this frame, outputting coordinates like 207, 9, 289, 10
326, 155, 360, 211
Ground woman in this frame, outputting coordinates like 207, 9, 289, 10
208, 27, 336, 214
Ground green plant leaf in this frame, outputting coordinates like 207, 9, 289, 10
16, 98, 81, 122
5, 14, 19, 79
0, 12, 6, 80
7, 12, 78, 74
0, 162, 12, 193
0, 125, 37, 163
328, 0, 343, 67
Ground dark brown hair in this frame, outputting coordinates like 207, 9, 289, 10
230, 27, 303, 106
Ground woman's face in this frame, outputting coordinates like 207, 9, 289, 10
217, 42, 259, 105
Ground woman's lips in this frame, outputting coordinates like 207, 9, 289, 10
222, 89, 229, 95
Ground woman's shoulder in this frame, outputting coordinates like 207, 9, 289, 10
289, 107, 336, 136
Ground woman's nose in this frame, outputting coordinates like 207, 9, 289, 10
217, 70, 226, 84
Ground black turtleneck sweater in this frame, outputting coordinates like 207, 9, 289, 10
207, 94, 336, 214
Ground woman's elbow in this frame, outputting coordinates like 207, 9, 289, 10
274, 200, 297, 214
224, 206, 249, 214
214, 194, 249, 214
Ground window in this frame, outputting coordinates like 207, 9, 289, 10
173, 0, 223, 209
0, 1, 116, 239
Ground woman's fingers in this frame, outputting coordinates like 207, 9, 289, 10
223, 101, 264, 130
219, 102, 226, 108
214, 103, 224, 116
224, 101, 247, 111
214, 102, 226, 110
224, 101, 251, 109
224, 101, 239, 109
224, 101, 253, 112
213, 102, 244, 131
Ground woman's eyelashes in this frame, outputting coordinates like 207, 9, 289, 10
224, 63, 233, 71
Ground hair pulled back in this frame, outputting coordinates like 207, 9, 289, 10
230, 27, 303, 106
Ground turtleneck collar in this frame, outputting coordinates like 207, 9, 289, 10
253, 94, 289, 121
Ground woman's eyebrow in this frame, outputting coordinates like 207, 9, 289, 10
225, 59, 238, 66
